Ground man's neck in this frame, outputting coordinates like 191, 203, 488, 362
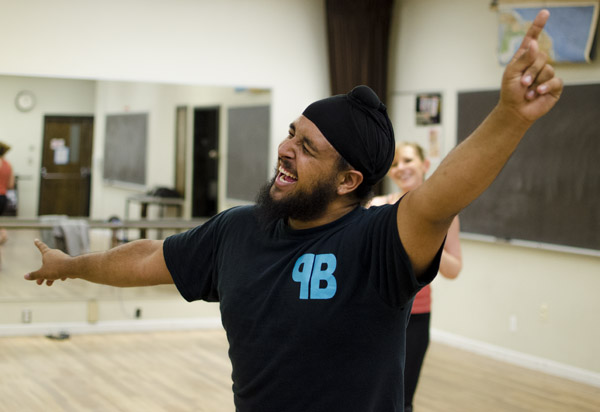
287, 199, 359, 230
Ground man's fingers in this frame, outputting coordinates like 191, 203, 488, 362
520, 45, 548, 87
533, 64, 556, 93
510, 9, 549, 65
522, 53, 552, 100
518, 9, 550, 51
507, 39, 542, 87
538, 76, 563, 99
34, 238, 50, 254
25, 270, 41, 281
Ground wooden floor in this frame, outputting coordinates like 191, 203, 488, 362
0, 329, 598, 412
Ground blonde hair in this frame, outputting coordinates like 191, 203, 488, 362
396, 141, 426, 161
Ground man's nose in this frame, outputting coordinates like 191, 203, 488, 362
278, 138, 295, 158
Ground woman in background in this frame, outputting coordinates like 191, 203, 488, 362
0, 142, 15, 262
371, 142, 462, 412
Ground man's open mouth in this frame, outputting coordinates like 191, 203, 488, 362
277, 165, 298, 183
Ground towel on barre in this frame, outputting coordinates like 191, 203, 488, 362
40, 215, 90, 256
40, 215, 68, 249
56, 219, 90, 256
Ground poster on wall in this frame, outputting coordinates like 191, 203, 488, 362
498, 2, 599, 64
414, 93, 443, 164
426, 126, 443, 162
415, 93, 441, 125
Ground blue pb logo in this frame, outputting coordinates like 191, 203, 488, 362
292, 253, 337, 300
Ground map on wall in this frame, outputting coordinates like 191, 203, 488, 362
498, 3, 599, 64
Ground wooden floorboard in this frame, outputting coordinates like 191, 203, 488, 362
0, 329, 598, 411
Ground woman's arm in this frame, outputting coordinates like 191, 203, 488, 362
439, 216, 462, 279
25, 239, 173, 287
8, 162, 14, 189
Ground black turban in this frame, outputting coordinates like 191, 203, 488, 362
302, 85, 395, 186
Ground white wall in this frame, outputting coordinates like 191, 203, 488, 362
390, 0, 600, 380
0, 76, 96, 217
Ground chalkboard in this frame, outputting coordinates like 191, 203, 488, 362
103, 113, 148, 185
457, 84, 600, 252
226, 106, 270, 201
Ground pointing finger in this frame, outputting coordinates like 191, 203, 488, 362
518, 9, 549, 51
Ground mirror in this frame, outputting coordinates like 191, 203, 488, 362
0, 74, 271, 321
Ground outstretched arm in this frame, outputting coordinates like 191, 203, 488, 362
24, 239, 173, 287
398, 9, 563, 276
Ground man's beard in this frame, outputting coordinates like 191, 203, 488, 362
255, 171, 338, 228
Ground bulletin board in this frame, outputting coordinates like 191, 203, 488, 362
226, 106, 270, 201
456, 84, 600, 253
103, 113, 148, 186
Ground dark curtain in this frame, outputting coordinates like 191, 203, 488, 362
325, 0, 394, 104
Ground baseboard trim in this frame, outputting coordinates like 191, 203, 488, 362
431, 328, 600, 388
0, 317, 223, 337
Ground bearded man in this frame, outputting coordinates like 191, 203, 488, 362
25, 10, 562, 412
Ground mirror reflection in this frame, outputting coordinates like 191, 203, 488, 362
0, 74, 271, 307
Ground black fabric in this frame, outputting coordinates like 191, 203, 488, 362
163, 201, 441, 412
404, 312, 431, 410
0, 195, 6, 215
302, 85, 395, 186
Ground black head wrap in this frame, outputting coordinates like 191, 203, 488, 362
302, 85, 395, 186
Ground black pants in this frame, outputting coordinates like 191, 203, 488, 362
0, 195, 6, 215
404, 312, 430, 411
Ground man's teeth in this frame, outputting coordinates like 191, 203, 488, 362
279, 166, 297, 180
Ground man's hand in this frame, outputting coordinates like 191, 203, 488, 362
24, 239, 71, 286
500, 9, 563, 123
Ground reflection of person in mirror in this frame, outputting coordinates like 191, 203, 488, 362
0, 141, 15, 263
24, 10, 563, 411
370, 142, 462, 412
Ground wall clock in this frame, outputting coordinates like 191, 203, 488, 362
15, 90, 36, 112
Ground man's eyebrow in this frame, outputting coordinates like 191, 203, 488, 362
302, 135, 319, 153
289, 122, 319, 153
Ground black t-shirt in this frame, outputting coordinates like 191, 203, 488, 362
163, 202, 441, 412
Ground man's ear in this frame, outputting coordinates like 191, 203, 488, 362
337, 170, 364, 195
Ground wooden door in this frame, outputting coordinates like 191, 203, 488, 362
38, 116, 94, 217
192, 108, 219, 217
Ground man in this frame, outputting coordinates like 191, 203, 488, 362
26, 10, 562, 412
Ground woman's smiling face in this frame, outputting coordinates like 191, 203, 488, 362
388, 144, 429, 193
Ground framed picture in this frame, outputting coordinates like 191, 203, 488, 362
415, 93, 441, 125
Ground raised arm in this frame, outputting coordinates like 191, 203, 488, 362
24, 238, 173, 287
398, 9, 563, 276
